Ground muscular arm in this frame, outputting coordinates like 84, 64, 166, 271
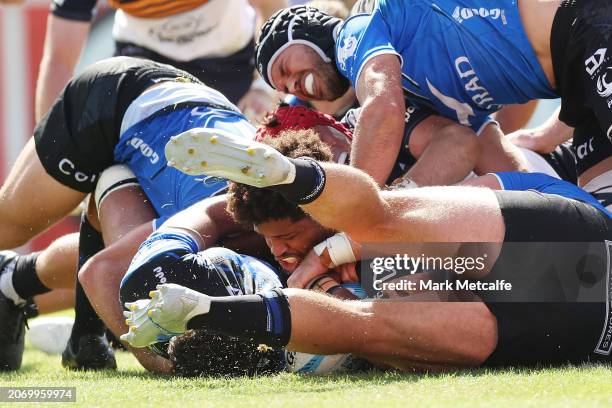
351, 54, 406, 186
508, 107, 573, 154
301, 163, 505, 245
249, 0, 288, 30
163, 195, 244, 246
35, 14, 90, 121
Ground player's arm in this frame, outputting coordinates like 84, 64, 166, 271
508, 107, 573, 153
351, 54, 406, 186
163, 195, 246, 248
35, 12, 91, 121
249, 0, 288, 23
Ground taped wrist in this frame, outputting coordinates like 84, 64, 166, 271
313, 232, 356, 268
186, 288, 291, 348
267, 158, 326, 205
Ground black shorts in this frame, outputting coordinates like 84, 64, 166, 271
480, 190, 612, 367
34, 56, 201, 193
541, 141, 578, 184
115, 40, 255, 104
551, 0, 612, 173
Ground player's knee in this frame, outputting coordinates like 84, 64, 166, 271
439, 125, 481, 164
78, 253, 114, 296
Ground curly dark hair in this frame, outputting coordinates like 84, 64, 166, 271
227, 129, 333, 227
168, 330, 283, 377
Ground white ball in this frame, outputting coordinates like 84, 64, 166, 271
26, 316, 74, 354
284, 350, 363, 374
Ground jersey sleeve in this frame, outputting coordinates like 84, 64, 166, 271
51, 0, 98, 22
335, 13, 402, 87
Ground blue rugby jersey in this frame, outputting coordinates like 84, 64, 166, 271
114, 82, 255, 226
336, 0, 557, 132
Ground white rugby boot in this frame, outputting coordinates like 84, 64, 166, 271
165, 127, 295, 187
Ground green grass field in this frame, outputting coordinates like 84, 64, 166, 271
3, 340, 612, 407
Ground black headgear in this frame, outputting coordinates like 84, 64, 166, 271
255, 5, 342, 89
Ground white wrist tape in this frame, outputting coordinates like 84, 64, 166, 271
313, 232, 356, 268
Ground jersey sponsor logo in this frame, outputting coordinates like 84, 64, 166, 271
127, 137, 160, 165
585, 48, 607, 76
153, 266, 167, 284
149, 17, 218, 45
594, 240, 612, 355
574, 137, 595, 160
58, 158, 97, 184
426, 79, 474, 126
455, 57, 495, 109
337, 34, 358, 71
596, 67, 612, 98
451, 7, 507, 25
404, 105, 417, 123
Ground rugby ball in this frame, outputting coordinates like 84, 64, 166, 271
26, 316, 74, 354
284, 350, 367, 374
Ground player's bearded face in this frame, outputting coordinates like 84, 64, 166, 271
255, 217, 332, 273
270, 45, 349, 101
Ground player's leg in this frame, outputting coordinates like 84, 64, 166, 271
0, 232, 78, 306
79, 223, 164, 372
0, 232, 79, 371
64, 166, 155, 369
125, 284, 496, 371
33, 289, 75, 314
166, 129, 505, 244
0, 139, 86, 248
76, 174, 160, 370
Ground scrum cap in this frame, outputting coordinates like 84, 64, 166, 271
255, 6, 341, 89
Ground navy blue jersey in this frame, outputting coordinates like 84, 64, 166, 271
121, 229, 283, 301
336, 0, 557, 132
495, 172, 612, 218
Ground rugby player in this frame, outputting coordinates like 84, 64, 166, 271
0, 56, 254, 371
33, 0, 288, 122
0, 103, 582, 372
123, 127, 612, 370
253, 1, 611, 190
509, 106, 612, 211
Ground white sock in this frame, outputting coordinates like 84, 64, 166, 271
0, 259, 26, 306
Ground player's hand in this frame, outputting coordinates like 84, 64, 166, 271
238, 89, 278, 124
335, 262, 359, 283
120, 284, 212, 348
288, 249, 331, 288
507, 128, 554, 154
